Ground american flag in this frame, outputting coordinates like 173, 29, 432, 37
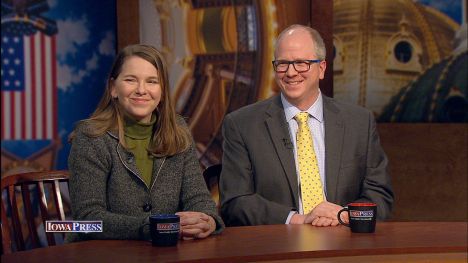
1, 32, 57, 140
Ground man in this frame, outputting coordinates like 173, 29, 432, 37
219, 24, 393, 226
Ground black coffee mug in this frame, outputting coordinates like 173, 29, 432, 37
337, 203, 377, 233
149, 214, 180, 246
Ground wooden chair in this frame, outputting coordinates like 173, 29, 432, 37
1, 170, 70, 254
203, 164, 222, 207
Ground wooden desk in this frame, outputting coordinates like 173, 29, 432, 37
2, 222, 467, 262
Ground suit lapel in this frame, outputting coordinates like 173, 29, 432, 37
265, 96, 299, 206
323, 96, 344, 202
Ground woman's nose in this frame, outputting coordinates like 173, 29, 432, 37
135, 82, 147, 94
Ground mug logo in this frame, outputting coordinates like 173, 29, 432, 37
157, 223, 179, 231
350, 210, 374, 217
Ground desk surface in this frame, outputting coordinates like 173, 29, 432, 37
2, 222, 467, 263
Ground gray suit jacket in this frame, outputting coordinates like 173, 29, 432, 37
67, 120, 224, 242
219, 95, 393, 226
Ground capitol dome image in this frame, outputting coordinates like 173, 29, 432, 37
333, 0, 461, 117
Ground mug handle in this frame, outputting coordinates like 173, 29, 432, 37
141, 222, 152, 241
337, 207, 350, 227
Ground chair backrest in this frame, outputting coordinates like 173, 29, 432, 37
1, 170, 70, 254
203, 164, 222, 207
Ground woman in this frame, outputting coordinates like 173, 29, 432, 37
67, 44, 223, 241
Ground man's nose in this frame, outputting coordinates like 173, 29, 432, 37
285, 63, 298, 76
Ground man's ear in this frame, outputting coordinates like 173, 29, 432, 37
319, 60, 327, 80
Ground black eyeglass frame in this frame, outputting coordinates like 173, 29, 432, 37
271, 59, 322, 73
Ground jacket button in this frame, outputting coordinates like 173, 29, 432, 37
143, 203, 152, 212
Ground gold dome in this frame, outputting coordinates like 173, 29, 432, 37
333, 0, 459, 115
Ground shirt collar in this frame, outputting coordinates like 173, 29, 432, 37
281, 91, 324, 123
124, 114, 156, 139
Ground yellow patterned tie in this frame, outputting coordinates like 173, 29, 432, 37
295, 112, 324, 214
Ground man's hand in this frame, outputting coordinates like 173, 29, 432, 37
176, 211, 216, 239
304, 201, 349, 226
289, 213, 306, 224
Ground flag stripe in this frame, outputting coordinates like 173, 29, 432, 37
52, 36, 58, 139
1, 92, 4, 139
21, 38, 27, 139
4, 92, 10, 139
40, 33, 45, 138
40, 34, 47, 138
11, 92, 15, 138
41, 33, 47, 138
35, 33, 42, 139
21, 83, 26, 139
14, 91, 21, 139
30, 36, 37, 139
45, 36, 52, 138
24, 37, 32, 139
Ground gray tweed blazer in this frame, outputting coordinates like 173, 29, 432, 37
66, 121, 224, 242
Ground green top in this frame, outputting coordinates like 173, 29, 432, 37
124, 115, 156, 187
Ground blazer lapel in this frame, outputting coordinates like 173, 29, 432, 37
150, 157, 166, 190
323, 96, 344, 202
265, 96, 299, 206
108, 130, 154, 189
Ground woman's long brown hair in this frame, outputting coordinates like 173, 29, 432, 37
69, 44, 191, 157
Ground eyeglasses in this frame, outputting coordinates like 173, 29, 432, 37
272, 59, 322, 73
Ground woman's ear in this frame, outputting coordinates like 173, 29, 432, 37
110, 79, 117, 99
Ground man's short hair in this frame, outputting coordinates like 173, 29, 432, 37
274, 24, 326, 60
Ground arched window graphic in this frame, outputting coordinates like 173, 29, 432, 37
394, 41, 413, 63
385, 15, 423, 74
386, 36, 422, 73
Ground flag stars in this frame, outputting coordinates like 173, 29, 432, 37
2, 37, 9, 43
14, 59, 20, 65
13, 37, 20, 43
4, 80, 10, 87
3, 58, 10, 65
9, 69, 15, 76
14, 80, 21, 87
